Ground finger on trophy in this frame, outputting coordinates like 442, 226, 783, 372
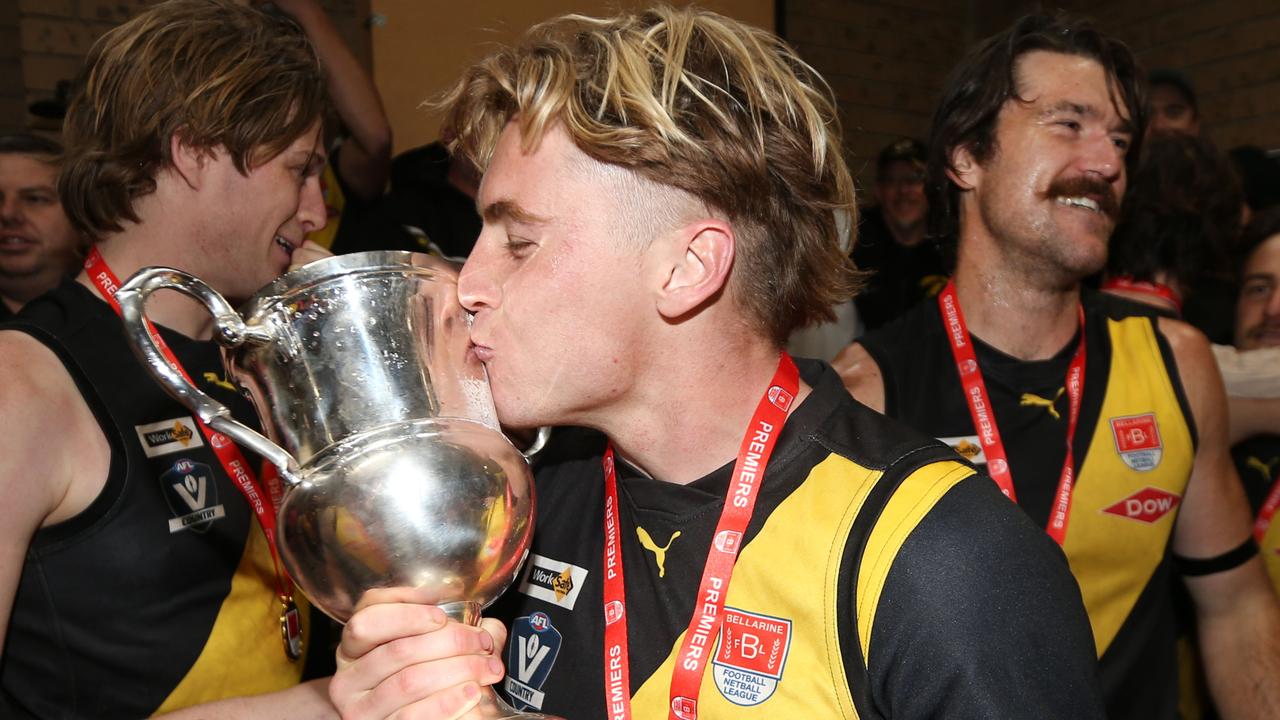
331, 629, 507, 719
288, 238, 333, 272
351, 585, 443, 613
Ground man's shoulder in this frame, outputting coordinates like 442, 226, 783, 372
856, 295, 943, 356
803, 363, 961, 475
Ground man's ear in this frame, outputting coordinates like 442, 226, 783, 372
947, 143, 981, 191
168, 132, 209, 190
656, 220, 735, 320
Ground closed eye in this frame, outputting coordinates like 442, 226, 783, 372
505, 236, 536, 258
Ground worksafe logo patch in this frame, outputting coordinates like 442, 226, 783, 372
518, 554, 588, 610
505, 612, 562, 712
161, 458, 226, 533
1110, 413, 1163, 471
1101, 487, 1181, 524
136, 417, 203, 458
712, 607, 792, 707
939, 435, 986, 465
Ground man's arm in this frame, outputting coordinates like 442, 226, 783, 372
1227, 396, 1280, 445
1160, 317, 1280, 720
0, 330, 340, 718
865, 471, 1105, 718
832, 341, 885, 412
264, 0, 392, 202
0, 330, 109, 656
157, 679, 337, 719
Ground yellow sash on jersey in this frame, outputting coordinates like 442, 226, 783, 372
628, 456, 973, 718
1062, 316, 1194, 657
154, 518, 308, 713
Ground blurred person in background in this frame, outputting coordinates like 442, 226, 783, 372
851, 138, 948, 330
0, 134, 85, 321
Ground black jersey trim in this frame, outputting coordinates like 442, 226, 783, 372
1152, 323, 1199, 450
5, 322, 130, 549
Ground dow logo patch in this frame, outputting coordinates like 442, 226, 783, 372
1110, 413, 1163, 471
161, 458, 226, 533
712, 607, 792, 707
1101, 486, 1181, 524
505, 612, 562, 712
136, 416, 203, 458
518, 554, 588, 610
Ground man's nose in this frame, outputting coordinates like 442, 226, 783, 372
457, 239, 500, 313
297, 175, 328, 234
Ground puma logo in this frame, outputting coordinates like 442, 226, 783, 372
1246, 456, 1280, 483
202, 372, 236, 392
637, 526, 681, 578
1020, 387, 1065, 420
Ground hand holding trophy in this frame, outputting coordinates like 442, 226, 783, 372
118, 251, 558, 718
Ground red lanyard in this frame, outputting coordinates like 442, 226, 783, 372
84, 247, 302, 660
938, 281, 1085, 545
601, 354, 799, 720
1254, 469, 1280, 544
1100, 276, 1183, 314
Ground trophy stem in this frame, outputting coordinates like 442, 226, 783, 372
440, 600, 483, 626
438, 600, 562, 720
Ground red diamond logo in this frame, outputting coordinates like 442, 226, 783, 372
1101, 487, 1181, 523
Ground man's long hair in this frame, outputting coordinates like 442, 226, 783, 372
59, 0, 327, 238
927, 13, 1146, 242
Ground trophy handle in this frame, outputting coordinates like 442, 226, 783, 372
520, 426, 552, 458
116, 267, 303, 486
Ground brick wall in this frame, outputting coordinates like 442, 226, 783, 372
782, 0, 971, 194
787, 0, 1280, 193
973, 0, 1280, 152
7, 0, 370, 138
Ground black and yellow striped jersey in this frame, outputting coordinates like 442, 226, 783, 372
861, 291, 1198, 720
1, 280, 307, 718
488, 360, 1103, 718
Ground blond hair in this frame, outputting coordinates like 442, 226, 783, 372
60, 0, 327, 238
442, 5, 860, 344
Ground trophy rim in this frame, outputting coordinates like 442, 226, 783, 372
242, 250, 460, 315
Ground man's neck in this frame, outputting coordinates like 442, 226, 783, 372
79, 230, 216, 340
953, 246, 1082, 361
598, 336, 809, 486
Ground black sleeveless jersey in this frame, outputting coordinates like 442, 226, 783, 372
0, 279, 306, 719
859, 290, 1198, 720
485, 360, 1104, 719
1234, 434, 1280, 591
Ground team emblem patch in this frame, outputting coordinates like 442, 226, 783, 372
1110, 414, 1163, 471
136, 416, 203, 458
518, 554, 588, 610
1101, 486, 1181, 524
161, 458, 226, 533
712, 607, 792, 706
505, 612, 562, 712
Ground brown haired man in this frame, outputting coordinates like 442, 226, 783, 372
0, 1, 338, 717
837, 14, 1280, 720
0, 134, 84, 319
326, 7, 1105, 719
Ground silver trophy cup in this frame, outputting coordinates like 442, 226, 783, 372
118, 251, 556, 719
